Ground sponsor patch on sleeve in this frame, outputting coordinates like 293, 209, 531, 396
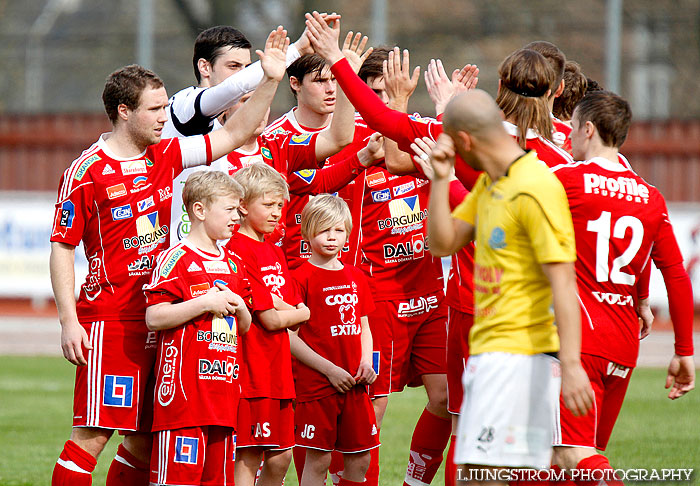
160, 248, 186, 278
295, 169, 316, 184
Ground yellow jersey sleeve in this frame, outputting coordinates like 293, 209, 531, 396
452, 173, 486, 224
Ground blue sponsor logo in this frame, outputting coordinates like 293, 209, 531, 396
111, 204, 133, 221
175, 436, 199, 464
372, 351, 380, 374
102, 375, 134, 407
290, 133, 312, 145
59, 201, 75, 227
371, 189, 391, 203
294, 169, 316, 184
488, 227, 506, 249
392, 181, 415, 197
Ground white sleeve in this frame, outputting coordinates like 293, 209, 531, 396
178, 135, 209, 169
198, 44, 301, 117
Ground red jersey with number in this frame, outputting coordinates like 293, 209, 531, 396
226, 232, 300, 398
144, 240, 250, 431
552, 157, 682, 366
292, 262, 375, 401
445, 180, 475, 314
50, 134, 212, 321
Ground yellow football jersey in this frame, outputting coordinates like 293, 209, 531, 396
452, 151, 576, 355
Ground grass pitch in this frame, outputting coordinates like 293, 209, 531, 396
0, 356, 697, 485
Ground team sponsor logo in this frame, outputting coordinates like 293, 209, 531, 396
158, 187, 172, 201
366, 172, 386, 187
73, 154, 100, 181
84, 252, 103, 301
102, 375, 134, 407
488, 227, 506, 249
174, 437, 198, 464
392, 181, 415, 197
262, 272, 285, 294
383, 234, 427, 263
137, 196, 154, 212
416, 179, 429, 188
290, 133, 312, 145
592, 291, 634, 306
606, 362, 630, 379
295, 169, 316, 184
377, 196, 427, 234
397, 295, 439, 318
203, 260, 230, 274
187, 261, 202, 272
371, 188, 391, 203
123, 212, 169, 254
583, 173, 649, 203
199, 356, 238, 382
101, 164, 115, 175
228, 258, 238, 273
146, 331, 157, 347
132, 176, 148, 188
106, 183, 127, 200
408, 114, 430, 124
120, 160, 148, 176
145, 157, 154, 167
190, 283, 210, 297
411, 233, 425, 258
59, 201, 75, 227
111, 204, 132, 221
158, 248, 185, 277
261, 147, 273, 159
198, 315, 238, 352
372, 351, 380, 374
157, 339, 178, 406
326, 293, 359, 331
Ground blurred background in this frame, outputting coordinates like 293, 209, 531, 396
0, 0, 698, 346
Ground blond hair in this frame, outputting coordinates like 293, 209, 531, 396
233, 163, 289, 203
300, 194, 352, 241
182, 170, 244, 217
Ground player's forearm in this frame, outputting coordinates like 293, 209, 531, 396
236, 307, 252, 335
384, 138, 417, 175
302, 153, 365, 195
290, 331, 337, 375
49, 242, 78, 326
258, 307, 309, 331
360, 316, 373, 365
145, 298, 212, 331
427, 178, 461, 257
316, 86, 354, 161
546, 262, 583, 366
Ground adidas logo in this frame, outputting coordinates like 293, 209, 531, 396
102, 164, 115, 175
371, 424, 377, 435
187, 262, 202, 272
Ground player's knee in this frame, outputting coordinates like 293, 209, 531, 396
122, 433, 153, 463
343, 451, 371, 477
69, 427, 113, 456
264, 449, 293, 474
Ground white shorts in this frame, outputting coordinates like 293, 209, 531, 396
454, 352, 561, 469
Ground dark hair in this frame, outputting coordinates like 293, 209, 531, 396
553, 61, 587, 121
358, 47, 392, 82
574, 90, 632, 148
496, 49, 556, 148
193, 26, 251, 83
102, 65, 164, 124
585, 77, 604, 93
523, 40, 566, 92
286, 54, 328, 98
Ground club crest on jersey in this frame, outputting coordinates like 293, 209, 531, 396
102, 375, 133, 407
290, 133, 312, 145
371, 189, 391, 203
228, 258, 238, 273
145, 157, 154, 167
203, 260, 230, 274
261, 147, 273, 160
123, 212, 169, 254
59, 201, 75, 227
190, 283, 210, 297
488, 227, 506, 249
137, 196, 155, 212
107, 183, 127, 200
366, 171, 386, 187
393, 181, 415, 197
111, 204, 133, 221
174, 437, 199, 464
295, 169, 316, 184
159, 248, 186, 277
74, 154, 100, 181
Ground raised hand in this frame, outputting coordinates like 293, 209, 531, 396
358, 133, 385, 166
258, 26, 290, 82
410, 136, 438, 180
425, 59, 479, 116
342, 31, 373, 73
294, 12, 341, 55
426, 133, 456, 181
305, 11, 343, 64
383, 47, 420, 105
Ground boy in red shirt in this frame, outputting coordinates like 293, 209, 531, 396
291, 194, 379, 486
226, 163, 311, 486
143, 171, 252, 486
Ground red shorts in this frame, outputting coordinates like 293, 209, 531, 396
295, 387, 380, 453
151, 425, 236, 486
73, 319, 157, 431
446, 307, 473, 414
369, 291, 447, 397
237, 398, 294, 449
555, 353, 633, 450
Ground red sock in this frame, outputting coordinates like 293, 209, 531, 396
445, 434, 457, 486
573, 455, 624, 486
293, 446, 306, 484
338, 478, 366, 486
52, 440, 97, 486
403, 408, 451, 486
105, 443, 150, 486
365, 445, 380, 486
329, 449, 345, 486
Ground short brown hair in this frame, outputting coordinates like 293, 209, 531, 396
182, 170, 244, 218
523, 40, 566, 92
287, 54, 329, 99
233, 163, 289, 203
553, 61, 588, 121
193, 26, 251, 83
102, 65, 164, 124
300, 194, 352, 241
574, 91, 632, 148
358, 47, 392, 83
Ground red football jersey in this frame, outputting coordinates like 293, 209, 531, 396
226, 232, 301, 399
552, 116, 573, 153
502, 120, 573, 168
445, 180, 475, 314
144, 240, 250, 431
293, 262, 375, 401
50, 135, 210, 321
222, 141, 264, 173
552, 157, 683, 366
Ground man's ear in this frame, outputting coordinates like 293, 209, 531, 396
584, 120, 597, 140
554, 79, 565, 99
117, 103, 130, 122
197, 58, 211, 81
289, 76, 302, 94
455, 130, 472, 152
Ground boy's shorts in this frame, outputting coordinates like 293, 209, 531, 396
236, 397, 294, 450
369, 290, 447, 397
554, 353, 633, 451
73, 319, 157, 431
455, 352, 561, 469
446, 307, 473, 414
151, 425, 236, 486
294, 386, 380, 453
